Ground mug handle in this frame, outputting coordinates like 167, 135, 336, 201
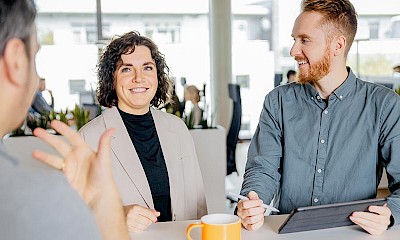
186, 223, 204, 240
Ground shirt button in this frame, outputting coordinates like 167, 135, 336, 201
339, 95, 343, 99
316, 95, 321, 100
320, 139, 325, 144
314, 198, 319, 203
311, 97, 314, 100
324, 110, 328, 114
317, 169, 322, 173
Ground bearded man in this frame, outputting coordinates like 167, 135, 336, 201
236, 0, 400, 235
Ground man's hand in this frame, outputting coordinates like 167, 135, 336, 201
32, 120, 115, 204
32, 120, 129, 240
124, 205, 160, 233
350, 204, 392, 235
236, 191, 265, 231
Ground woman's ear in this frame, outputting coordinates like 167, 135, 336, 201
3, 38, 29, 87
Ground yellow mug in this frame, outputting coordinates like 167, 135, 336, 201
186, 214, 241, 240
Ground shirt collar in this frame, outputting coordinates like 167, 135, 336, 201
303, 67, 357, 101
331, 67, 357, 101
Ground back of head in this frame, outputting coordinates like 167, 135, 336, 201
301, 0, 357, 57
0, 0, 36, 58
185, 85, 200, 103
287, 70, 296, 80
97, 31, 172, 108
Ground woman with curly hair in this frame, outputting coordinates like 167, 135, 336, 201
79, 31, 207, 232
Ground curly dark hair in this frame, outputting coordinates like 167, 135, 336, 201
97, 31, 173, 108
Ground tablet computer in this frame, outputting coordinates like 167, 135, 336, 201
278, 198, 387, 234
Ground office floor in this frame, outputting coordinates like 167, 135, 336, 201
224, 141, 391, 214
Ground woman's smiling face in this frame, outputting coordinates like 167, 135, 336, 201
114, 45, 158, 115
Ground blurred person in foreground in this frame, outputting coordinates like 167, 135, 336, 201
237, 0, 400, 235
0, 0, 129, 239
79, 31, 207, 232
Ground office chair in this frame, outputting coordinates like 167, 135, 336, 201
227, 83, 241, 176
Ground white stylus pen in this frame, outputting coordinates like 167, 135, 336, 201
227, 192, 280, 212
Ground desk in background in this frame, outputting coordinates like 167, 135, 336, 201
131, 215, 400, 240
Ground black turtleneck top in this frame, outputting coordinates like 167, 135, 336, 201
118, 108, 172, 222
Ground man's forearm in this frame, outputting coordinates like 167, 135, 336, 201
90, 188, 129, 240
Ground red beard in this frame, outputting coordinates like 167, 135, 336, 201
296, 47, 331, 84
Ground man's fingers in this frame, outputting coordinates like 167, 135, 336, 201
239, 199, 263, 210
96, 128, 115, 165
368, 205, 391, 216
246, 219, 264, 231
352, 210, 391, 226
350, 216, 386, 235
33, 127, 70, 156
242, 214, 264, 231
241, 205, 265, 217
241, 210, 265, 225
32, 150, 64, 170
248, 191, 259, 200
350, 210, 390, 235
350, 219, 379, 235
50, 120, 85, 147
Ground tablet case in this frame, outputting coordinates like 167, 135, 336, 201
278, 198, 387, 234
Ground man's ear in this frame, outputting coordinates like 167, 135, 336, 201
333, 35, 346, 57
3, 38, 28, 87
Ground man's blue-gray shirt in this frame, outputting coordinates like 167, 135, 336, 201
240, 68, 400, 224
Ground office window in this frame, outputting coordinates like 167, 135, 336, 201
71, 23, 110, 44
144, 22, 181, 44
236, 75, 250, 89
369, 21, 379, 40
69, 79, 86, 94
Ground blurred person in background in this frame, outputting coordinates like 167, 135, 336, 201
286, 69, 297, 83
31, 77, 54, 115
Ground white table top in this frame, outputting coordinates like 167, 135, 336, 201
130, 215, 400, 240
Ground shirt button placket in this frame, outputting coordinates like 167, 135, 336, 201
313, 108, 330, 206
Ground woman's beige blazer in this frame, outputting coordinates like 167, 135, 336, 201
79, 106, 207, 221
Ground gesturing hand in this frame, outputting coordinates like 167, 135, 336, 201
32, 120, 115, 205
32, 120, 129, 240
124, 204, 160, 232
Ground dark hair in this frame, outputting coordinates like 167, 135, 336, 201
97, 31, 173, 108
286, 70, 296, 80
0, 0, 36, 58
301, 0, 357, 56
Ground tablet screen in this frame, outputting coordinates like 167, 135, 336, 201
278, 198, 387, 234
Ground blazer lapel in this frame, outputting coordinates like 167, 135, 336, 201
104, 107, 154, 209
151, 108, 180, 214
